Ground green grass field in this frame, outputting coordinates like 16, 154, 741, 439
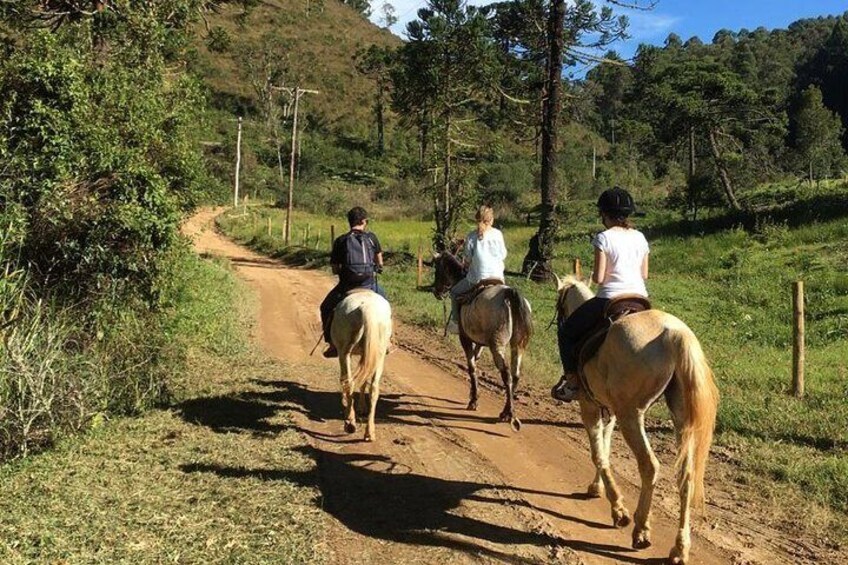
218, 184, 848, 540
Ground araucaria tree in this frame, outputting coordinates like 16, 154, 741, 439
794, 85, 845, 184
355, 45, 394, 156
491, 0, 630, 280
392, 0, 498, 250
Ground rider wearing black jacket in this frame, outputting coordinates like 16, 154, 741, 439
319, 206, 387, 358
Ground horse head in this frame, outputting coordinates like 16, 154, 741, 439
431, 251, 466, 299
554, 274, 592, 320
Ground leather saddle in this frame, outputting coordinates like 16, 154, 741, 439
456, 278, 505, 306
345, 287, 374, 296
577, 294, 652, 370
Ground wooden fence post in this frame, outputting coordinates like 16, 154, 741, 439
330, 224, 335, 250
792, 280, 805, 398
417, 245, 424, 288
573, 257, 582, 278
267, 217, 271, 236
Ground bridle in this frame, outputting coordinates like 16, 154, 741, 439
432, 252, 465, 299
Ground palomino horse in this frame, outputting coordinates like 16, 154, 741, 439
330, 290, 393, 442
432, 252, 533, 431
553, 275, 719, 564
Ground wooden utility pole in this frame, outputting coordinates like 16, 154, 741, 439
792, 281, 805, 398
234, 117, 242, 208
592, 145, 597, 180
283, 87, 319, 246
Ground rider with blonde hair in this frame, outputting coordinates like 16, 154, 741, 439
446, 205, 507, 335
552, 187, 650, 401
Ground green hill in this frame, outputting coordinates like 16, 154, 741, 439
194, 0, 399, 133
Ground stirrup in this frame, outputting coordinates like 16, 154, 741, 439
551, 375, 580, 402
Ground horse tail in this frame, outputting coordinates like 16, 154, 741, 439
351, 300, 390, 390
505, 287, 533, 349
673, 327, 720, 511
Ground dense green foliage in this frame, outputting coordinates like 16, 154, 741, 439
583, 13, 848, 211
0, 4, 217, 459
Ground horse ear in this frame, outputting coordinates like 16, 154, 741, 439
432, 252, 441, 260
553, 272, 565, 291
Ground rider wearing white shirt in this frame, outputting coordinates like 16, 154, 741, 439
553, 187, 650, 402
447, 205, 506, 334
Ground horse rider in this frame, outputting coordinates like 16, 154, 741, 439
320, 206, 387, 358
446, 205, 508, 335
552, 187, 650, 401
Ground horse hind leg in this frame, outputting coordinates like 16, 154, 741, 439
339, 353, 356, 434
618, 411, 660, 550
509, 344, 523, 399
666, 378, 693, 564
491, 345, 520, 432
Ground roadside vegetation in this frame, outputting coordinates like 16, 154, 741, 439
218, 180, 848, 544
0, 252, 325, 563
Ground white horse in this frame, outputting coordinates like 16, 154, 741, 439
330, 290, 393, 442
553, 275, 719, 565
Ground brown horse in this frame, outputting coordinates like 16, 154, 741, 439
553, 275, 719, 564
432, 252, 533, 431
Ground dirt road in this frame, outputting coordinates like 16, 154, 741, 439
186, 209, 804, 565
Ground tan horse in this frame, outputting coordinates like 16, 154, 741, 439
432, 252, 533, 431
331, 290, 393, 442
553, 275, 719, 565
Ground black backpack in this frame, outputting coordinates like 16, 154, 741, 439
341, 231, 376, 284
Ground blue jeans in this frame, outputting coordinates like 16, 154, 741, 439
557, 297, 610, 373
449, 277, 475, 322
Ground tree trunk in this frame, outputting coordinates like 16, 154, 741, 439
376, 79, 385, 155
688, 124, 696, 179
522, 0, 564, 281
707, 127, 742, 211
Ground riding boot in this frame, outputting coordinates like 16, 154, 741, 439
322, 343, 338, 358
551, 373, 581, 402
445, 299, 460, 336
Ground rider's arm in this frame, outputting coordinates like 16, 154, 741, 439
375, 252, 384, 268
641, 254, 649, 280
592, 246, 607, 285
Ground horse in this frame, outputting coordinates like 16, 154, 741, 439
431, 252, 533, 432
553, 275, 719, 565
330, 290, 393, 442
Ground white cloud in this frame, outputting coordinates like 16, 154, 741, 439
369, 0, 490, 37
625, 12, 682, 42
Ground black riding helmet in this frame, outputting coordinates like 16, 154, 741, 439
597, 186, 635, 218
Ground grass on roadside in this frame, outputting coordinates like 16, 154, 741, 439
0, 251, 326, 564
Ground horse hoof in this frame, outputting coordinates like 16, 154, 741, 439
364, 434, 374, 442
632, 530, 652, 550
667, 546, 689, 565
612, 508, 631, 528
510, 418, 521, 432
467, 400, 478, 411
344, 422, 356, 434
586, 483, 604, 498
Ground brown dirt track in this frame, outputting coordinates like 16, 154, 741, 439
185, 208, 826, 565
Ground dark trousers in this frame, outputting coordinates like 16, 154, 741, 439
557, 297, 610, 373
320, 280, 387, 342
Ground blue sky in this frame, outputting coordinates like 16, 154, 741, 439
371, 0, 847, 69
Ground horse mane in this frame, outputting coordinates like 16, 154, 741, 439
556, 275, 594, 318
442, 252, 466, 279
